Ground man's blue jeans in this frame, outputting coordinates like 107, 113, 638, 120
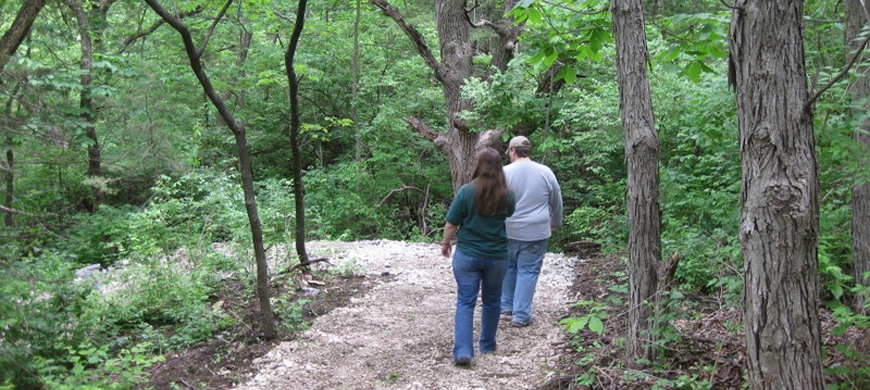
452, 250, 508, 361
500, 239, 548, 324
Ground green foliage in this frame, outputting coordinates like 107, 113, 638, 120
650, 12, 730, 82
647, 290, 696, 357
651, 374, 713, 390
34, 342, 164, 390
560, 300, 610, 335
825, 301, 870, 389
508, 0, 613, 77
59, 205, 138, 266
461, 67, 547, 131
85, 246, 241, 348
272, 296, 311, 333
0, 252, 98, 388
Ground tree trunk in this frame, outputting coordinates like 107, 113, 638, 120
69, 0, 106, 212
285, 0, 311, 269
2, 83, 17, 228
352, 0, 362, 161
4, 146, 12, 228
144, 0, 278, 340
847, 0, 870, 315
612, 0, 662, 362
0, 0, 46, 70
3, 100, 14, 228
729, 1, 824, 388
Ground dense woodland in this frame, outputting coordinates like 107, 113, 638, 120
1, 0, 869, 388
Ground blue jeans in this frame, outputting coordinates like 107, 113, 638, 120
500, 239, 548, 324
452, 250, 508, 361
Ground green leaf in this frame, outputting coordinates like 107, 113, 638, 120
528, 7, 543, 24
557, 65, 577, 83
685, 61, 702, 83
564, 316, 589, 333
588, 316, 605, 334
543, 50, 559, 68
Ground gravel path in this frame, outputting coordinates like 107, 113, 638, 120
230, 239, 579, 390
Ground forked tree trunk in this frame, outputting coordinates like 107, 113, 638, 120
847, 0, 870, 315
372, 0, 504, 191
611, 0, 663, 362
144, 0, 278, 340
729, 1, 824, 388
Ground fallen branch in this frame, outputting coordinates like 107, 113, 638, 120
283, 257, 331, 273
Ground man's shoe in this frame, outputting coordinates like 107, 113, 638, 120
454, 356, 471, 366
509, 321, 530, 328
500, 311, 512, 321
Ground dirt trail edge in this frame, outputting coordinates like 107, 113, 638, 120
229, 240, 580, 390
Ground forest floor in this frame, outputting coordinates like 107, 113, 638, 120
136, 240, 869, 390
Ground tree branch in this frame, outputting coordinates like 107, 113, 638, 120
198, 0, 234, 58
370, 0, 445, 81
805, 30, 870, 111
464, 0, 490, 28
122, 9, 202, 48
536, 0, 608, 15
404, 117, 450, 154
718, 0, 743, 11
475, 128, 505, 150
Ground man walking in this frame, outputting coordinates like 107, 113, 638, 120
500, 136, 563, 327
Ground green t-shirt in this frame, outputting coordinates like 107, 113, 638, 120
445, 183, 515, 259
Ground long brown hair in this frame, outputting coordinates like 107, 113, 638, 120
471, 147, 511, 216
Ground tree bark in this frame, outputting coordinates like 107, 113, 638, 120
144, 0, 278, 340
611, 0, 662, 362
847, 0, 870, 315
69, 0, 106, 212
729, 1, 824, 388
285, 0, 311, 269
0, 0, 46, 70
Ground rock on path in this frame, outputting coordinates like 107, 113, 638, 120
230, 239, 579, 390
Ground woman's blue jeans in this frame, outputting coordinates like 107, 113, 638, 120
452, 250, 508, 361
500, 239, 548, 324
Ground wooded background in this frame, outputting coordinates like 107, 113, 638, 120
1, 0, 869, 389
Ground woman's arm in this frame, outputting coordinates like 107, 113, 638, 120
441, 221, 459, 258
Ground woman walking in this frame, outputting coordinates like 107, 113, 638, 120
441, 147, 515, 366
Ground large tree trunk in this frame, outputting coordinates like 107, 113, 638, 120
433, 0, 477, 188
372, 0, 503, 191
0, 0, 46, 70
144, 0, 278, 340
847, 0, 870, 315
69, 0, 106, 212
611, 0, 662, 362
729, 1, 824, 389
285, 0, 311, 269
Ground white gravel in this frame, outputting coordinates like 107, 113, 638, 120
230, 239, 579, 390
